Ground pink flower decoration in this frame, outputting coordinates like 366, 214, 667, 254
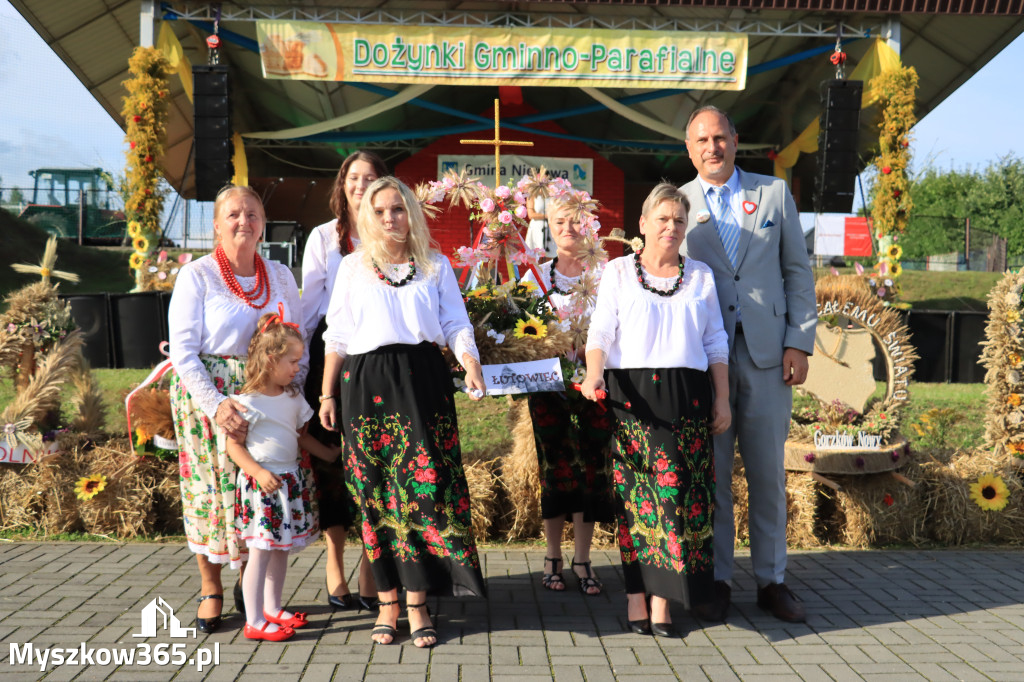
480, 198, 496, 213
178, 253, 193, 264
514, 205, 528, 219
854, 262, 864, 275
514, 191, 526, 203
495, 185, 511, 199
498, 210, 513, 224
157, 272, 168, 280
157, 250, 168, 263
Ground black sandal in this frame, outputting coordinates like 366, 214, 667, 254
371, 599, 399, 644
571, 557, 603, 596
541, 556, 565, 591
195, 594, 223, 634
407, 602, 437, 649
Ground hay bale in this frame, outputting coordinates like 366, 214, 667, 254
922, 450, 1024, 545
501, 399, 542, 541
832, 459, 929, 547
464, 456, 500, 541
729, 462, 824, 549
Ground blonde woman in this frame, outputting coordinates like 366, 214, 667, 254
319, 177, 487, 648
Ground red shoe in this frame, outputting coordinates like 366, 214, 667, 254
264, 609, 309, 628
243, 622, 294, 641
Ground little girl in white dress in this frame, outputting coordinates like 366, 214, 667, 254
226, 304, 341, 641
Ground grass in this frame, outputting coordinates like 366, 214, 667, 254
816, 267, 1001, 311
1, 209, 134, 298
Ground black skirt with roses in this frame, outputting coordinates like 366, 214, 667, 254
527, 392, 615, 522
605, 366, 715, 606
339, 341, 486, 597
303, 316, 358, 531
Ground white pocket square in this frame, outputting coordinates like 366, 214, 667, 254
761, 219, 774, 229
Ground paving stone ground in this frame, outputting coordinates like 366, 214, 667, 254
1, 543, 1023, 680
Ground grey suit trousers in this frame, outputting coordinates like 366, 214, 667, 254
712, 331, 792, 587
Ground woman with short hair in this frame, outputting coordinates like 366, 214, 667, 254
582, 183, 730, 637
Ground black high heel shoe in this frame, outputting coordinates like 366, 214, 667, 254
649, 594, 677, 637
196, 594, 223, 634
327, 581, 355, 610
358, 593, 378, 612
233, 581, 245, 614
407, 602, 438, 649
626, 594, 651, 635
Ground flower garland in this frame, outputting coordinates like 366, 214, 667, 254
979, 269, 1024, 461
869, 65, 918, 298
121, 47, 170, 290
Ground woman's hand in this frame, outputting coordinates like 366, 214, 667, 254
319, 396, 338, 431
254, 468, 282, 494
580, 374, 607, 402
215, 398, 249, 441
462, 355, 486, 401
710, 395, 731, 435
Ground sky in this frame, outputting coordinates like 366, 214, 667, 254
1, 0, 1022, 218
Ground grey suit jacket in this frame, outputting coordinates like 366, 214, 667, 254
680, 169, 816, 369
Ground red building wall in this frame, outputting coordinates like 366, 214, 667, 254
394, 107, 625, 262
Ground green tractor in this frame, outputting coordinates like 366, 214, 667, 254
18, 167, 127, 244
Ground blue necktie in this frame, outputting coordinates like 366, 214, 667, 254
711, 186, 740, 267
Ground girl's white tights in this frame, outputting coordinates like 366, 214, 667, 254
243, 547, 291, 630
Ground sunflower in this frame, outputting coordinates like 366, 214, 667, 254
514, 316, 548, 339
133, 236, 150, 252
466, 286, 492, 299
74, 474, 108, 500
129, 252, 145, 270
135, 427, 152, 447
889, 261, 903, 278
886, 244, 903, 259
127, 222, 142, 239
518, 280, 540, 296
1008, 442, 1024, 456
970, 473, 1010, 511
1009, 309, 1022, 324
1008, 393, 1022, 407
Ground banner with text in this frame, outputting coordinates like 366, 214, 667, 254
438, 155, 593, 194
482, 357, 564, 396
255, 21, 747, 90
814, 214, 873, 257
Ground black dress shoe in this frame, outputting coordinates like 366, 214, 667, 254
327, 583, 355, 610
692, 580, 731, 622
358, 594, 378, 612
196, 594, 223, 634
651, 621, 677, 637
233, 581, 245, 614
757, 583, 806, 623
628, 618, 652, 635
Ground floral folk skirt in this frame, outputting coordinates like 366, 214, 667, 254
235, 466, 320, 552
527, 392, 615, 522
304, 316, 358, 531
340, 342, 486, 597
606, 366, 715, 606
170, 354, 247, 568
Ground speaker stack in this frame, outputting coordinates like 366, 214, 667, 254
815, 79, 863, 214
193, 64, 233, 201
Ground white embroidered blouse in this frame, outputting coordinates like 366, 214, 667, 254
586, 255, 729, 370
323, 251, 479, 362
168, 254, 306, 420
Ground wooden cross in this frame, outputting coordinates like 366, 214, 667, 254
460, 99, 533, 188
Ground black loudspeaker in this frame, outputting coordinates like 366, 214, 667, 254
110, 293, 167, 369
60, 294, 112, 369
906, 310, 952, 383
816, 79, 863, 214
952, 311, 988, 383
193, 64, 233, 201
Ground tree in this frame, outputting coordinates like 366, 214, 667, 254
894, 155, 1024, 258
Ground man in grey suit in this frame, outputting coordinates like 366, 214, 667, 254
679, 105, 817, 623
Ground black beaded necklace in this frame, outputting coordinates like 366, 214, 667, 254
372, 257, 416, 287
633, 248, 684, 297
547, 257, 581, 296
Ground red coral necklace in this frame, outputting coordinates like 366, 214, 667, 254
214, 245, 270, 308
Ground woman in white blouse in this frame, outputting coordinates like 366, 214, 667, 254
523, 195, 613, 597
301, 150, 387, 612
168, 185, 304, 633
319, 176, 487, 649
581, 183, 731, 638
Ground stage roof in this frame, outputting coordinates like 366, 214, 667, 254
12, 0, 1024, 205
